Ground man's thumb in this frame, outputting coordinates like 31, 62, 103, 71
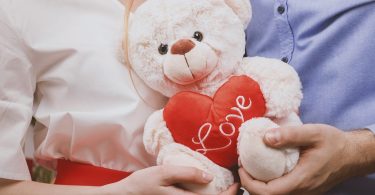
263, 125, 320, 148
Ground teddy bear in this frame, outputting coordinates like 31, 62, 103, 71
126, 0, 303, 194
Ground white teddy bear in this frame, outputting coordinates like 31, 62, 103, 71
127, 0, 303, 194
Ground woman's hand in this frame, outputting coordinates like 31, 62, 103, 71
238, 124, 375, 195
101, 165, 239, 195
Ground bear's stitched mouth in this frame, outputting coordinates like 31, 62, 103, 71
163, 42, 219, 86
183, 55, 196, 80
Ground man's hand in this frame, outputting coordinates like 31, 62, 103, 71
219, 183, 240, 195
238, 124, 375, 195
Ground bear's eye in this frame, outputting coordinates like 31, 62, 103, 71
193, 31, 203, 42
158, 43, 168, 55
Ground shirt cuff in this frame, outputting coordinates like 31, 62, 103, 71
365, 124, 375, 134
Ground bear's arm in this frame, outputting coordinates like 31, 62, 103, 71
237, 56, 303, 119
144, 109, 175, 155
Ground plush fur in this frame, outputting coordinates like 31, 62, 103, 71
238, 117, 299, 181
128, 0, 303, 194
129, 0, 246, 97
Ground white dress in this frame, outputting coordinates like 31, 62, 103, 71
0, 0, 166, 181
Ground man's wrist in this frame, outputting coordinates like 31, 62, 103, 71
343, 129, 375, 177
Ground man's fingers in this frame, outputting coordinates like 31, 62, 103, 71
264, 153, 318, 194
264, 167, 304, 194
159, 166, 213, 186
263, 124, 322, 148
238, 168, 267, 195
239, 154, 314, 194
239, 166, 305, 195
162, 186, 199, 195
219, 183, 240, 195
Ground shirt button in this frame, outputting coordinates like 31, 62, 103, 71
281, 57, 289, 63
277, 6, 285, 14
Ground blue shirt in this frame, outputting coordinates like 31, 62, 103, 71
245, 0, 375, 194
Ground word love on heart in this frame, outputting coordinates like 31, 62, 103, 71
164, 75, 266, 168
192, 95, 252, 154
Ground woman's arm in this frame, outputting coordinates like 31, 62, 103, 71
0, 165, 219, 195
0, 179, 98, 195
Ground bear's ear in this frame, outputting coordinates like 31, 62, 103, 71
211, 0, 252, 28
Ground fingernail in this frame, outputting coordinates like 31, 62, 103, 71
202, 172, 214, 182
265, 130, 281, 145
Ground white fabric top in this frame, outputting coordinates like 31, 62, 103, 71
0, 0, 166, 181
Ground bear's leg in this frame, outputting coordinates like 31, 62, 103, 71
157, 143, 234, 195
238, 117, 299, 182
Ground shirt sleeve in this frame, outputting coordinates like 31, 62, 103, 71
0, 7, 35, 181
366, 124, 375, 134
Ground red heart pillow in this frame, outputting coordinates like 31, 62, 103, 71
164, 75, 266, 168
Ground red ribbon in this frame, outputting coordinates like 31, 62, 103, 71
55, 159, 132, 186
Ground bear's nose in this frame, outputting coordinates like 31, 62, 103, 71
171, 39, 195, 55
